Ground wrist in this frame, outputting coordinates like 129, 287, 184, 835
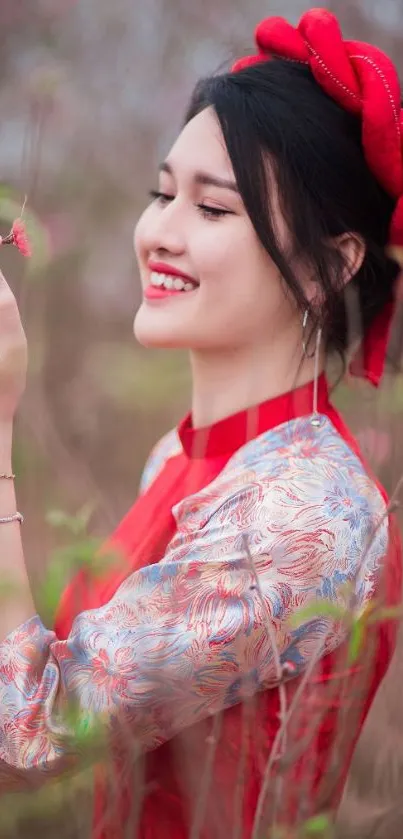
0, 422, 14, 470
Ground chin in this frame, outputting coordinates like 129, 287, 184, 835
133, 307, 186, 349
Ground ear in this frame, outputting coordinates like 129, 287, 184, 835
303, 232, 366, 307
333, 232, 366, 287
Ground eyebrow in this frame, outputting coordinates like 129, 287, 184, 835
159, 161, 239, 193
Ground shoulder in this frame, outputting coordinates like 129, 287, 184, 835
182, 414, 387, 520
238, 416, 388, 544
139, 428, 182, 494
230, 414, 387, 505
172, 415, 388, 597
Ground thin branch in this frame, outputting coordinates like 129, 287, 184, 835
189, 711, 223, 839
241, 537, 289, 838
232, 698, 252, 839
252, 468, 403, 838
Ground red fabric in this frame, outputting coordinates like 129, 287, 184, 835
55, 377, 327, 637
55, 455, 227, 631
232, 8, 403, 387
54, 376, 401, 837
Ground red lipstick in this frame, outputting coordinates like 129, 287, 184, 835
144, 286, 181, 300
148, 261, 198, 284
144, 261, 199, 301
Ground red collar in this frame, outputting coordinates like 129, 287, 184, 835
178, 374, 330, 459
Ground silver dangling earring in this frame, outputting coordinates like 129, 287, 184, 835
302, 309, 315, 359
302, 309, 322, 428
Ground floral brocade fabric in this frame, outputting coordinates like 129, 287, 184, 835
0, 413, 389, 793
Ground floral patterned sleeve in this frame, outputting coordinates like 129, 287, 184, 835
0, 419, 389, 788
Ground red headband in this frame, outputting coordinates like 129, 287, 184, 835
232, 8, 403, 386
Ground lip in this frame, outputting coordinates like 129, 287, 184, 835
148, 261, 198, 285
144, 260, 199, 302
144, 285, 189, 301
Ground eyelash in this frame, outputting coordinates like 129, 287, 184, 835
148, 190, 231, 220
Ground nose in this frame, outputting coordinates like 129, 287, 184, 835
145, 198, 186, 257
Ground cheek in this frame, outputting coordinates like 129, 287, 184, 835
191, 221, 251, 283
194, 222, 264, 295
133, 208, 152, 263
200, 236, 291, 333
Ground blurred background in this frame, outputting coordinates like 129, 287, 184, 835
1, 0, 403, 836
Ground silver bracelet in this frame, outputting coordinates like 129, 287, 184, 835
0, 512, 23, 525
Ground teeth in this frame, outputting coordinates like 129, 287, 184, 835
150, 271, 196, 292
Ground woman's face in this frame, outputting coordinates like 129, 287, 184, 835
134, 107, 299, 353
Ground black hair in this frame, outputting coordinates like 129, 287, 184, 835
184, 60, 400, 363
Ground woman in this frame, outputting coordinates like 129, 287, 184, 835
0, 7, 402, 838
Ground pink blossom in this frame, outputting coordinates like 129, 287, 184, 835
11, 219, 32, 257
0, 218, 32, 258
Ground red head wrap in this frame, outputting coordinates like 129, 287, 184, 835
232, 8, 403, 386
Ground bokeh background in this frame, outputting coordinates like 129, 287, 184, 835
1, 1, 403, 836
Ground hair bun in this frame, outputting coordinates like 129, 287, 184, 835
233, 8, 403, 234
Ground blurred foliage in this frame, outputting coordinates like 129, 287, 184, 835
0, 0, 401, 837
0, 768, 94, 839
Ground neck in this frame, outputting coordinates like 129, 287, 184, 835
190, 343, 325, 428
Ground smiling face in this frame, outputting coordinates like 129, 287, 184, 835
134, 107, 299, 354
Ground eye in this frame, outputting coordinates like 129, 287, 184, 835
148, 190, 233, 220
197, 204, 232, 220
149, 189, 174, 205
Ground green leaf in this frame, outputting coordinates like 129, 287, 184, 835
303, 813, 331, 835
369, 605, 403, 623
73, 501, 96, 533
63, 703, 107, 755
36, 556, 70, 623
348, 619, 365, 663
46, 508, 75, 530
46, 502, 95, 535
83, 546, 123, 579
289, 600, 347, 628
53, 538, 101, 572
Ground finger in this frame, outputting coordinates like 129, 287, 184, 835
0, 270, 17, 303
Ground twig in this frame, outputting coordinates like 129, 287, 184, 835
252, 467, 403, 838
232, 698, 252, 839
242, 538, 287, 731
189, 711, 223, 839
241, 536, 289, 837
122, 731, 145, 839
252, 627, 330, 839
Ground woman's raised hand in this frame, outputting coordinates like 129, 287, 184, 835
0, 271, 27, 424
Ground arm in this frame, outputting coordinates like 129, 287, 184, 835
0, 432, 35, 631
0, 464, 388, 787
0, 272, 35, 633
0, 272, 389, 785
